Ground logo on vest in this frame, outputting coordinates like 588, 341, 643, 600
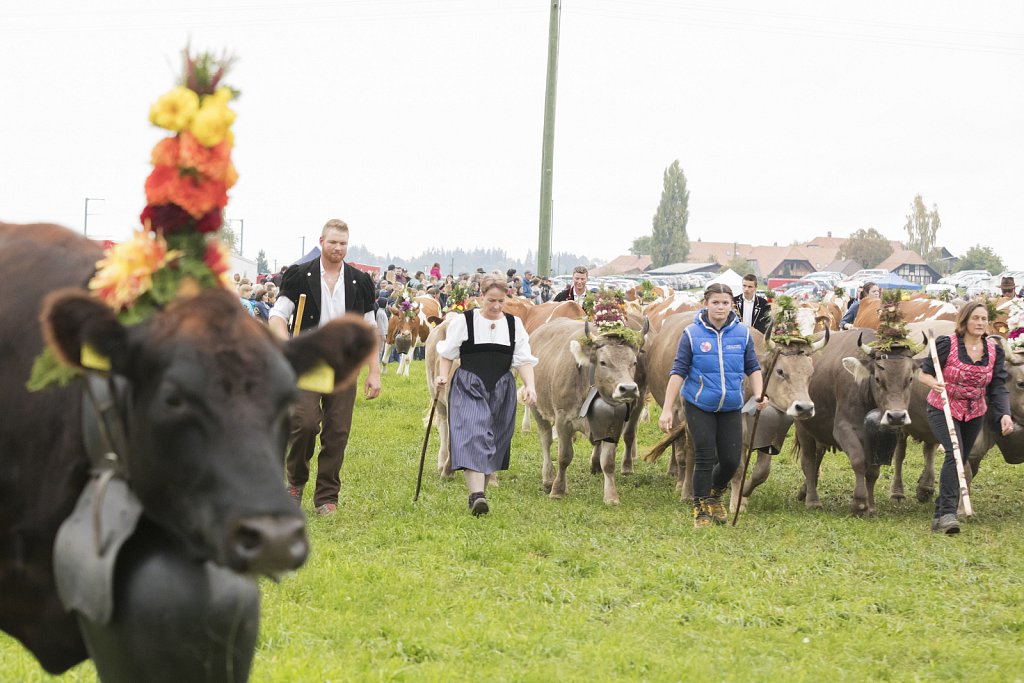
725, 343, 742, 351
700, 341, 712, 353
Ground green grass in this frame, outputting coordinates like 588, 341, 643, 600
5, 361, 1024, 681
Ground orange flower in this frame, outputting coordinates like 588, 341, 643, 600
89, 231, 182, 310
178, 131, 233, 182
203, 239, 234, 289
144, 165, 228, 218
151, 137, 180, 167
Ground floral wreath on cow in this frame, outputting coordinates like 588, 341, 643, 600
579, 287, 641, 348
1006, 299, 1024, 355
393, 286, 420, 320
769, 295, 816, 346
29, 47, 239, 391
866, 289, 923, 354
442, 282, 475, 315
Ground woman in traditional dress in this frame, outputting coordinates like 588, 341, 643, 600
659, 284, 765, 528
435, 273, 538, 515
918, 301, 1014, 534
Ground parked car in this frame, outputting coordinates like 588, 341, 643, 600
850, 269, 890, 281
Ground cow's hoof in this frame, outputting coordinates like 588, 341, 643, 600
890, 491, 906, 503
604, 497, 620, 506
589, 460, 601, 475
796, 485, 807, 502
549, 491, 565, 500
806, 500, 823, 510
620, 463, 634, 476
916, 487, 934, 503
542, 482, 553, 493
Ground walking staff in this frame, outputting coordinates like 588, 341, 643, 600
731, 348, 781, 526
926, 329, 973, 518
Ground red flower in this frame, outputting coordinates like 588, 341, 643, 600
145, 165, 228, 219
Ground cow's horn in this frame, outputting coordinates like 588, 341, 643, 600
921, 331, 928, 347
765, 335, 776, 351
584, 320, 592, 340
810, 326, 830, 352
858, 332, 872, 356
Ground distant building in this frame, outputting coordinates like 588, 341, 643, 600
589, 254, 653, 277
876, 249, 940, 286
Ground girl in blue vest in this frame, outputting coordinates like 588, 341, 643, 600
659, 284, 766, 527
918, 301, 1013, 534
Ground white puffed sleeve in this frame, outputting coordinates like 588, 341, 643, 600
512, 317, 538, 368
436, 313, 469, 360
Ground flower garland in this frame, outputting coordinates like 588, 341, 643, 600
1006, 299, 1024, 355
396, 286, 419, 320
29, 46, 239, 390
638, 279, 657, 304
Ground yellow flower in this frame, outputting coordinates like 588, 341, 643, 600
88, 231, 182, 310
149, 86, 200, 132
189, 94, 236, 147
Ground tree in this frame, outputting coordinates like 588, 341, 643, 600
903, 193, 941, 260
839, 228, 894, 268
220, 222, 238, 252
650, 160, 690, 267
957, 244, 1005, 274
630, 235, 652, 256
725, 255, 752, 275
256, 249, 269, 274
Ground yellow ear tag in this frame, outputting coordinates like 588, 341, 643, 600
296, 361, 335, 394
80, 343, 111, 372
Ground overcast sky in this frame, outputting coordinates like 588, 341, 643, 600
2, 0, 1022, 272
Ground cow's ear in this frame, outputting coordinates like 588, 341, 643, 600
841, 356, 870, 383
41, 290, 129, 373
569, 340, 590, 367
283, 314, 377, 390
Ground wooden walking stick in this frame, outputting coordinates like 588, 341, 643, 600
292, 293, 307, 336
731, 349, 781, 526
414, 393, 440, 502
926, 329, 973, 516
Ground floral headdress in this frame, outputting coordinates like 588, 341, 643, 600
769, 295, 815, 346
442, 282, 475, 315
395, 286, 419, 320
868, 289, 922, 353
1006, 299, 1024, 355
580, 287, 641, 348
637, 279, 658, 304
29, 46, 239, 390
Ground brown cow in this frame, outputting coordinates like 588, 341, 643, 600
382, 295, 440, 377
0, 222, 376, 678
852, 297, 957, 329
644, 292, 701, 331
529, 320, 643, 504
521, 300, 586, 334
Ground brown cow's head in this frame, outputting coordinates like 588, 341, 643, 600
569, 322, 641, 404
997, 337, 1024, 423
41, 288, 376, 576
387, 306, 424, 354
764, 329, 829, 419
841, 332, 920, 426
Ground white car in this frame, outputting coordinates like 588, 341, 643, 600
925, 283, 957, 296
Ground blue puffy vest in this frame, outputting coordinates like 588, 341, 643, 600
682, 311, 750, 412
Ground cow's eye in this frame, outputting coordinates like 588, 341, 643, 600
164, 391, 185, 409
599, 360, 608, 367
776, 368, 785, 378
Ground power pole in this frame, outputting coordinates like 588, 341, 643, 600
536, 0, 561, 278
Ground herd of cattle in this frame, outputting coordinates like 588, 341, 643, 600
2, 220, 1022, 681
413, 285, 1024, 519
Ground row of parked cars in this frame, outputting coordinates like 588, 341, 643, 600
928, 270, 1024, 297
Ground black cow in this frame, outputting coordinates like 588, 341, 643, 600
0, 223, 375, 679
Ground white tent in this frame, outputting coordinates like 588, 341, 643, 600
707, 268, 743, 294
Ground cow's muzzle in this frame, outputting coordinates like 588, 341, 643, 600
881, 410, 910, 426
612, 383, 639, 401
226, 515, 309, 575
787, 401, 815, 419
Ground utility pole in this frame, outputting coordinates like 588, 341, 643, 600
536, 0, 561, 278
300, 236, 306, 257
84, 197, 105, 237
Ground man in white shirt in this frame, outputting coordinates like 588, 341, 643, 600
554, 265, 590, 303
732, 273, 771, 334
269, 219, 381, 516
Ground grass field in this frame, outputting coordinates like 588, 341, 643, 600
4, 361, 1024, 682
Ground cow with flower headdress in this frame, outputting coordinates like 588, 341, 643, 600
0, 49, 375, 682
382, 288, 442, 377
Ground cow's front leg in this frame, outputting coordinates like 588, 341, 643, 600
550, 420, 575, 499
834, 424, 871, 515
600, 441, 620, 505
620, 396, 642, 475
865, 462, 881, 515
679, 432, 695, 502
739, 450, 774, 512
890, 432, 908, 501
798, 432, 823, 509
380, 342, 391, 369
535, 410, 555, 492
917, 442, 937, 502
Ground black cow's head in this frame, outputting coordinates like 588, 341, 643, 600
842, 332, 920, 426
41, 288, 376, 576
569, 322, 642, 404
